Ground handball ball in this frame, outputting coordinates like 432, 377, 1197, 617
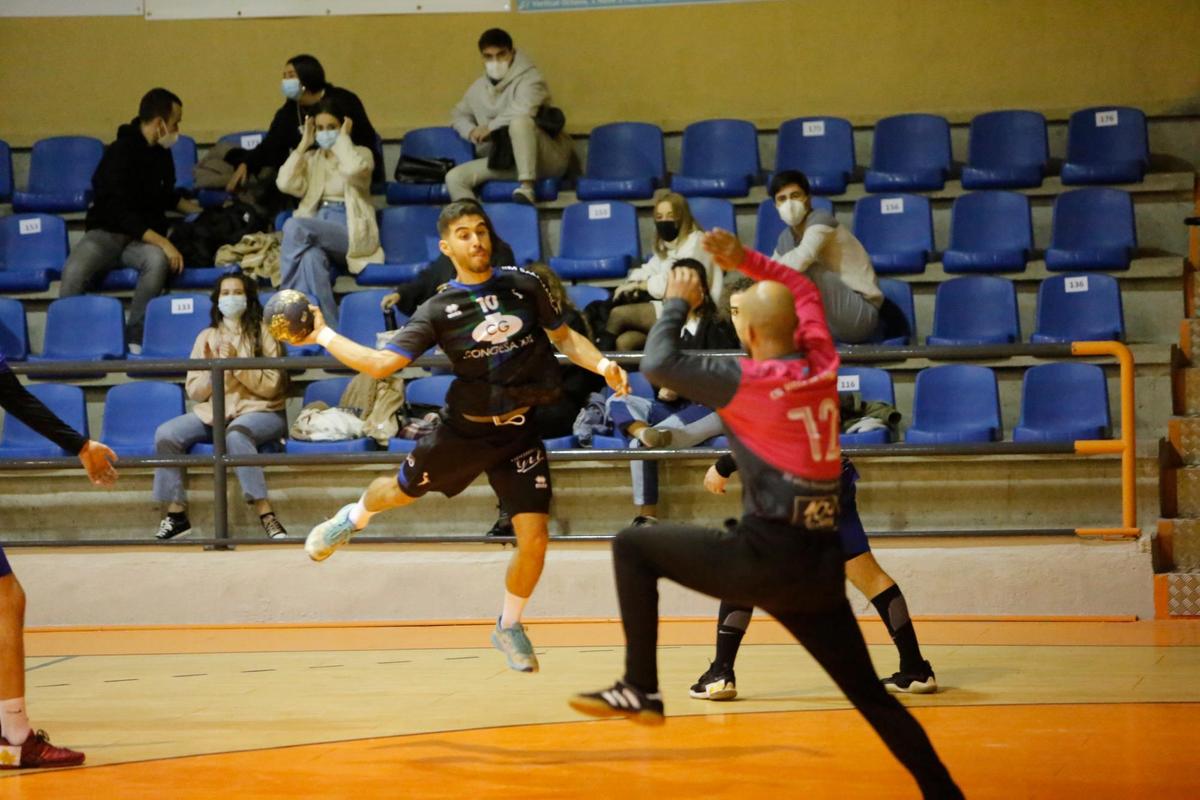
264, 289, 315, 344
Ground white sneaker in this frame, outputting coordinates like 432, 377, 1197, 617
305, 504, 357, 562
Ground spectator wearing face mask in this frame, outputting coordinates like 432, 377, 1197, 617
59, 88, 202, 351
225, 54, 383, 193
276, 98, 383, 327
152, 273, 289, 541
605, 191, 720, 351
447, 28, 575, 206
770, 170, 882, 343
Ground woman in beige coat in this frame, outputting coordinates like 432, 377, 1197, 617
276, 97, 383, 327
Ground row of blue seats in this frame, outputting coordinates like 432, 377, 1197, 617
0, 186, 1140, 292
0, 361, 1110, 460
0, 105, 1151, 212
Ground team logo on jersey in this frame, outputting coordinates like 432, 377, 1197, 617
472, 312, 525, 345
535, 475, 548, 490
513, 448, 545, 474
799, 497, 838, 530
445, 303, 462, 319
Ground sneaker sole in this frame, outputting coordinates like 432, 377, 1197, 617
885, 677, 939, 694
156, 527, 196, 542
689, 684, 737, 701
568, 696, 665, 727
490, 632, 539, 673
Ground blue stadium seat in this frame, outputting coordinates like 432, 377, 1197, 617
196, 132, 269, 208
670, 119, 760, 198
1030, 274, 1124, 343
838, 366, 895, 445
687, 197, 736, 235
0, 140, 12, 204
406, 374, 454, 408
337, 289, 401, 347
753, 197, 834, 255
1061, 106, 1149, 186
942, 191, 1033, 273
876, 278, 916, 345
12, 136, 104, 213
0, 297, 29, 361
927, 276, 1020, 345
172, 135, 198, 190
479, 178, 561, 204
131, 294, 213, 362
961, 111, 1048, 190
1044, 188, 1136, 271
774, 117, 855, 195
566, 285, 610, 310
0, 383, 88, 458
906, 365, 1001, 444
864, 114, 951, 193
385, 127, 476, 205
32, 296, 125, 361
550, 201, 639, 280
287, 377, 376, 453
0, 213, 68, 292
1014, 363, 1110, 442
576, 122, 665, 201
100, 381, 185, 458
356, 206, 442, 287
852, 194, 933, 274
482, 202, 541, 264
171, 264, 240, 290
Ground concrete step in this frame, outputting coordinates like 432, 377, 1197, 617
1167, 417, 1200, 464
1155, 571, 1200, 617
1157, 518, 1200, 571
1172, 466, 1200, 516
1179, 370, 1200, 417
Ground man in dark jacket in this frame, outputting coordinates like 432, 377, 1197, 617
59, 88, 201, 349
223, 54, 383, 191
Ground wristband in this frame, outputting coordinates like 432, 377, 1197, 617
597, 357, 613, 375
316, 327, 337, 348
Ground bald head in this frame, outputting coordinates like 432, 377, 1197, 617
735, 280, 797, 357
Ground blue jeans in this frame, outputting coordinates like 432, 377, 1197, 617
608, 395, 724, 507
153, 411, 287, 504
280, 204, 348, 328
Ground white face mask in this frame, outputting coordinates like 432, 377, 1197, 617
218, 295, 247, 320
777, 198, 808, 227
485, 58, 510, 81
157, 121, 179, 150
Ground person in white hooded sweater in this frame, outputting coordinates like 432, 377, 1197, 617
605, 190, 722, 351
447, 28, 574, 205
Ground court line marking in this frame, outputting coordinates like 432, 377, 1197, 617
25, 655, 75, 672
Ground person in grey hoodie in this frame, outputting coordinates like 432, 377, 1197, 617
447, 28, 574, 205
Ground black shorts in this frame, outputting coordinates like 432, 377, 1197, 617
395, 414, 552, 517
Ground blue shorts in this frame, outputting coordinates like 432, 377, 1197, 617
0, 543, 11, 579
838, 459, 871, 560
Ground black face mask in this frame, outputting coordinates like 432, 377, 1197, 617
655, 220, 681, 242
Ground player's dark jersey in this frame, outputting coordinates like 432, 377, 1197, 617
385, 266, 566, 417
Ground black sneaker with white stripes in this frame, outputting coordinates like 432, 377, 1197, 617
689, 661, 737, 700
569, 680, 664, 726
155, 513, 191, 541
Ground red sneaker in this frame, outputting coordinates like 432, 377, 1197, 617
0, 730, 85, 769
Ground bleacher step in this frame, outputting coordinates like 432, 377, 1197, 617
1186, 317, 1200, 362
1157, 518, 1200, 571
1156, 571, 1200, 618
1168, 417, 1200, 464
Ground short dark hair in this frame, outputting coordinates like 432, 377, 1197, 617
768, 170, 811, 199
310, 96, 345, 123
720, 275, 755, 321
672, 257, 717, 319
289, 54, 327, 93
138, 88, 182, 124
438, 200, 489, 236
478, 28, 513, 51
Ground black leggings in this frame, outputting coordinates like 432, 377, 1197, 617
612, 520, 961, 799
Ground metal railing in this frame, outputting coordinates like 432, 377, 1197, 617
1, 341, 1138, 545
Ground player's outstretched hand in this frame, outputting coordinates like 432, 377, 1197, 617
79, 440, 118, 487
702, 228, 746, 272
297, 305, 328, 346
604, 361, 630, 397
703, 464, 727, 495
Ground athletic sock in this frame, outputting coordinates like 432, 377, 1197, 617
714, 602, 753, 670
500, 591, 528, 629
0, 697, 31, 745
870, 584, 926, 674
348, 496, 375, 531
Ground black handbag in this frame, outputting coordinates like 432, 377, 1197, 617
535, 105, 566, 138
393, 154, 455, 184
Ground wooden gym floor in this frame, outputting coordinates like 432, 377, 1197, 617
2, 618, 1198, 799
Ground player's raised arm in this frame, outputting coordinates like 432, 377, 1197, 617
546, 323, 630, 396
298, 306, 412, 379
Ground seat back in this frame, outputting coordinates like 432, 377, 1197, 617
0, 383, 87, 455
877, 278, 916, 341
0, 214, 69, 274
0, 297, 29, 360
400, 126, 476, 166
304, 377, 353, 407
337, 289, 396, 347
584, 122, 665, 182
100, 381, 185, 454
0, 140, 12, 203
172, 135, 198, 190
566, 285, 610, 310
775, 117, 855, 180
379, 206, 442, 264
1018, 362, 1110, 438
870, 114, 951, 174
1066, 106, 1148, 168
930, 276, 1020, 343
1034, 274, 1124, 342
557, 201, 640, 262
41, 296, 125, 359
852, 195, 934, 256
1050, 188, 1137, 250
26, 136, 103, 196
678, 119, 760, 180
911, 365, 1001, 435
948, 191, 1033, 253
140, 294, 213, 358
967, 110, 1048, 170
838, 366, 894, 405
686, 197, 736, 235
405, 375, 455, 408
482, 202, 541, 264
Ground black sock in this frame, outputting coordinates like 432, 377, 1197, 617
168, 510, 189, 524
714, 602, 752, 670
870, 584, 925, 674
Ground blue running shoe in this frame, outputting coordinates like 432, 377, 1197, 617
491, 619, 539, 673
305, 504, 357, 562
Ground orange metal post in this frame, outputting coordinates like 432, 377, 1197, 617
1072, 341, 1139, 538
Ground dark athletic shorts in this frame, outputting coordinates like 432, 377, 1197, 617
839, 460, 871, 560
396, 413, 552, 517
0, 543, 11, 579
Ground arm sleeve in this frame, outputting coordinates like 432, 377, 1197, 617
641, 298, 741, 410
451, 90, 479, 140
385, 302, 438, 361
94, 144, 159, 240
775, 223, 835, 274
714, 452, 738, 478
185, 332, 213, 402
0, 369, 87, 454
488, 73, 549, 132
530, 272, 564, 330
232, 330, 286, 399
738, 248, 839, 377
275, 147, 309, 198
243, 105, 298, 173
329, 136, 374, 179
